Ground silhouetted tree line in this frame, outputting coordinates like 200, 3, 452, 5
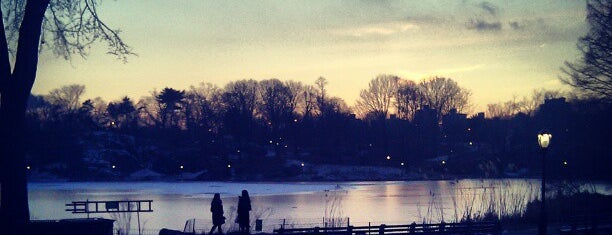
2, 1, 608, 233
23, 76, 611, 181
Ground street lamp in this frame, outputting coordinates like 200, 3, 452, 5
537, 131, 552, 235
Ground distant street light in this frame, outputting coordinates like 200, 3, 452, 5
386, 155, 391, 160
180, 165, 184, 170
537, 131, 552, 235
112, 165, 116, 169
227, 164, 231, 168
538, 132, 552, 149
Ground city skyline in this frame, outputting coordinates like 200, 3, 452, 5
33, 0, 587, 112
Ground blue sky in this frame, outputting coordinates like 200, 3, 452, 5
33, 0, 587, 112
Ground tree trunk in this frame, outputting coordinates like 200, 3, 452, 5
0, 91, 30, 235
0, 1, 50, 234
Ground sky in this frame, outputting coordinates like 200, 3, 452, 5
33, 0, 587, 112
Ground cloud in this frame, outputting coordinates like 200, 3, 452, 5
509, 21, 524, 30
434, 64, 485, 75
396, 64, 485, 80
466, 1, 502, 32
477, 1, 499, 16
332, 21, 419, 37
508, 18, 547, 31
467, 19, 502, 31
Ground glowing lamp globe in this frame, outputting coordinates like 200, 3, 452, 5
537, 133, 552, 149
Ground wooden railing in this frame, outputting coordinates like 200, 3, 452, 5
559, 214, 612, 234
65, 199, 153, 235
273, 221, 501, 235
65, 199, 153, 214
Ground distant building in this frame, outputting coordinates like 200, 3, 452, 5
414, 106, 439, 161
536, 97, 570, 130
467, 112, 485, 145
442, 108, 468, 148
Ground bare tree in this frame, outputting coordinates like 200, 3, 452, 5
302, 84, 317, 118
284, 80, 304, 117
561, 0, 612, 100
257, 79, 294, 148
222, 79, 258, 143
257, 79, 292, 127
418, 76, 471, 119
315, 76, 328, 116
46, 84, 85, 112
486, 102, 514, 119
395, 79, 421, 121
223, 79, 258, 118
486, 89, 565, 119
355, 74, 399, 119
326, 97, 351, 115
90, 96, 107, 124
184, 82, 221, 131
0, 1, 132, 232
137, 92, 162, 127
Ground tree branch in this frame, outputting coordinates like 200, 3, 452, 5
0, 4, 13, 94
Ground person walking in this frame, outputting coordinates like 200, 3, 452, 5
209, 193, 225, 235
237, 190, 251, 234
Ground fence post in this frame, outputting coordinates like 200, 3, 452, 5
255, 219, 263, 232
467, 220, 473, 233
379, 224, 385, 235
348, 226, 353, 235
439, 221, 445, 235
409, 222, 416, 233
495, 221, 502, 235
592, 216, 599, 234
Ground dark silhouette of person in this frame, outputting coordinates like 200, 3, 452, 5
209, 193, 225, 235
237, 190, 252, 234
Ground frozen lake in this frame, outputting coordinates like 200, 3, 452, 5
28, 180, 611, 233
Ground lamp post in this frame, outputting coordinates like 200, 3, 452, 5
537, 131, 552, 235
